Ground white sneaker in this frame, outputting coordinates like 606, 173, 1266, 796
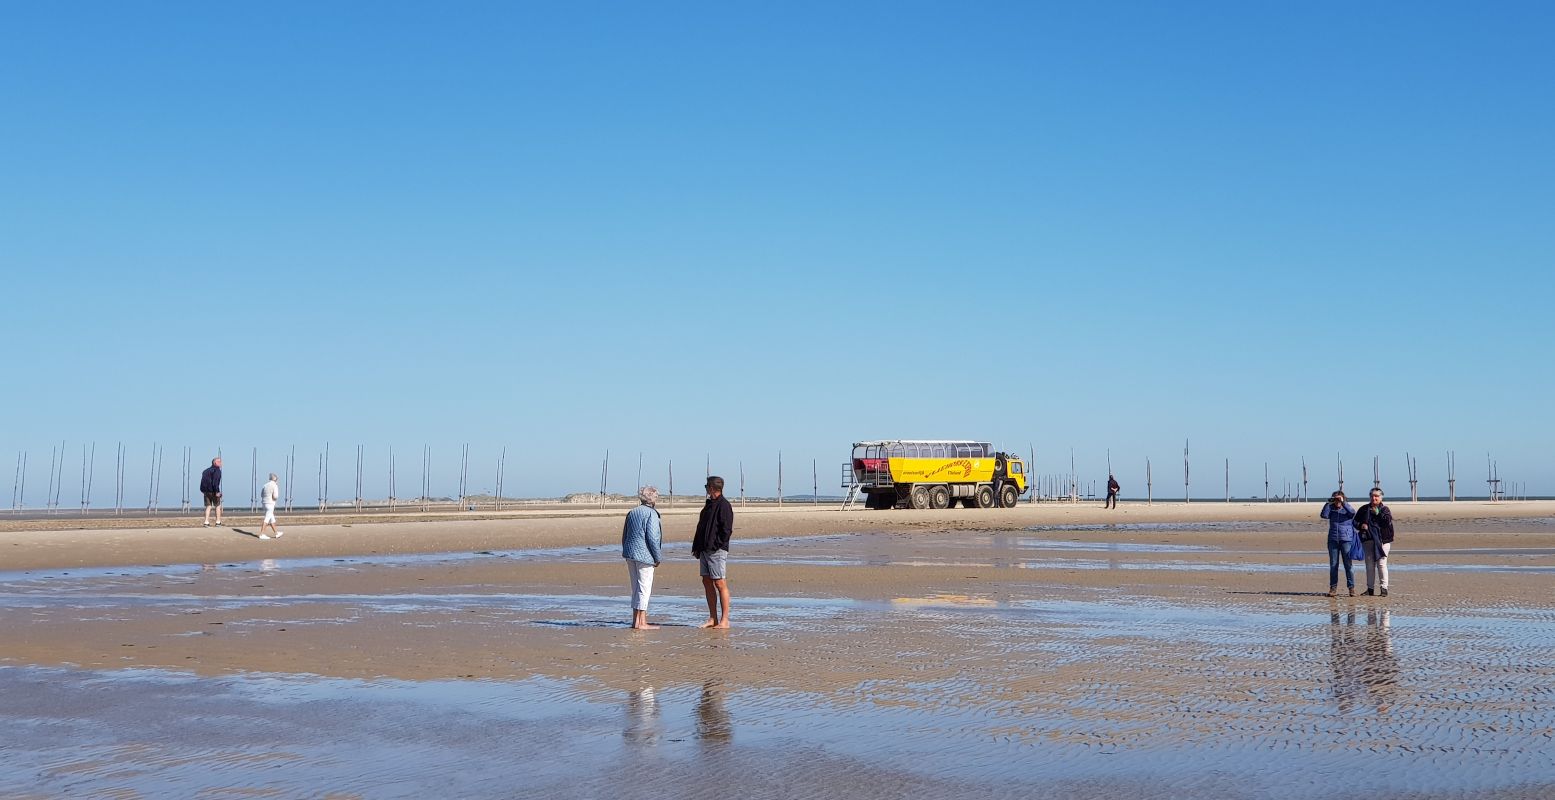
258, 534, 271, 540
274, 531, 284, 538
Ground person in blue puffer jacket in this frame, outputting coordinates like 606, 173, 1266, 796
1320, 490, 1357, 597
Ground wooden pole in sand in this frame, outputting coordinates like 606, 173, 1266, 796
80, 443, 93, 514
1226, 458, 1230, 503
356, 445, 365, 512
1301, 457, 1309, 503
180, 446, 190, 513
11, 450, 20, 511
56, 441, 67, 512
635, 452, 643, 497
1069, 449, 1076, 503
114, 444, 122, 514
152, 444, 163, 514
46, 444, 57, 514
1146, 458, 1153, 505
1372, 455, 1380, 491
143, 444, 156, 512
496, 447, 506, 510
599, 450, 608, 506
1447, 450, 1456, 501
317, 451, 325, 513
740, 460, 746, 506
421, 445, 429, 512
286, 445, 295, 512
668, 460, 674, 508
1407, 453, 1418, 502
812, 459, 818, 505
777, 451, 783, 506
1028, 445, 1035, 500
388, 447, 397, 511
323, 442, 331, 512
454, 445, 466, 507
1263, 462, 1269, 502
248, 447, 257, 513
1183, 439, 1190, 503
1337, 453, 1344, 495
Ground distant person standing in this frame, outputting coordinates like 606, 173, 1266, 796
1355, 488, 1395, 597
693, 475, 734, 629
257, 472, 284, 540
200, 457, 223, 527
1321, 490, 1358, 597
1104, 474, 1121, 509
621, 486, 664, 630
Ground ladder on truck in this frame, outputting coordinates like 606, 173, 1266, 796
841, 463, 863, 510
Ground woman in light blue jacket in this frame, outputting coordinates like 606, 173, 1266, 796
1320, 490, 1358, 597
622, 486, 664, 630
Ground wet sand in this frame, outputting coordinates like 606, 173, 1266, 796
3, 502, 1555, 798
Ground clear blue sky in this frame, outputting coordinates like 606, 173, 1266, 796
3, 2, 1551, 503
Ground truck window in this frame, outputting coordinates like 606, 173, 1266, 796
932, 444, 947, 458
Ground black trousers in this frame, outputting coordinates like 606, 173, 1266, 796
1105, 490, 1118, 509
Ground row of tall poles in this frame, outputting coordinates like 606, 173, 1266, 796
5, 443, 1539, 513
1022, 446, 1525, 504
596, 451, 819, 507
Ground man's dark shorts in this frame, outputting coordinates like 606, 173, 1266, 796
203, 491, 222, 508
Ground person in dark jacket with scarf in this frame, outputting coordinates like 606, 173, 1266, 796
1320, 490, 1357, 597
1355, 488, 1396, 597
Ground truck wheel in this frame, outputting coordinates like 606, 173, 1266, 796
999, 484, 1020, 508
974, 485, 995, 508
910, 485, 931, 510
929, 485, 951, 509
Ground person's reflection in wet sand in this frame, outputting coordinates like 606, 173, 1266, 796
1363, 609, 1399, 712
1329, 608, 1367, 714
1329, 607, 1398, 715
623, 685, 661, 745
695, 679, 732, 746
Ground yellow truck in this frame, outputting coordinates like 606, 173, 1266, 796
847, 440, 1027, 510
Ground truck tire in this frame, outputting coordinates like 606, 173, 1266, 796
974, 485, 995, 508
999, 484, 1020, 508
929, 485, 951, 509
910, 485, 931, 510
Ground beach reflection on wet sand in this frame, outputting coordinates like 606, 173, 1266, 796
3, 525, 1555, 799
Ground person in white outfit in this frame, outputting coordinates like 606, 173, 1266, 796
258, 473, 284, 540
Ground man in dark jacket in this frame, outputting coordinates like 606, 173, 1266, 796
1104, 474, 1121, 509
200, 457, 223, 527
693, 475, 735, 628
1355, 488, 1396, 596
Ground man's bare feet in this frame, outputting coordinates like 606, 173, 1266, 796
713, 621, 730, 629
632, 623, 661, 630
699, 619, 719, 629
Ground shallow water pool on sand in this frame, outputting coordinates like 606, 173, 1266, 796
4, 591, 1555, 799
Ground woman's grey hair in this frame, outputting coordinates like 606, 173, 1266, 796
269, 473, 279, 481
638, 486, 660, 505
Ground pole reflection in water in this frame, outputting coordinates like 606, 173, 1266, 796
696, 679, 732, 745
1329, 607, 1398, 715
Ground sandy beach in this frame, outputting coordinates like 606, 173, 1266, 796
4, 501, 1554, 798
